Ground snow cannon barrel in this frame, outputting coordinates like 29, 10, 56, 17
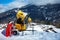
16, 10, 25, 21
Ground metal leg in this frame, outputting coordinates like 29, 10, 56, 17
21, 31, 24, 36
52, 30, 57, 33
32, 27, 34, 35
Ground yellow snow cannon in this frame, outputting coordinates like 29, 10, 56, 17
15, 10, 26, 31
15, 10, 32, 31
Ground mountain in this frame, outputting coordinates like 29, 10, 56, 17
0, 4, 60, 24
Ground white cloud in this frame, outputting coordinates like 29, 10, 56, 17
26, 0, 60, 5
0, 0, 60, 13
0, 0, 28, 13
0, 4, 7, 13
8, 0, 27, 8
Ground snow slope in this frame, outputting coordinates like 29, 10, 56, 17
0, 23, 60, 40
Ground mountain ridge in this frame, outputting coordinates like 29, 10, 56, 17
0, 4, 60, 25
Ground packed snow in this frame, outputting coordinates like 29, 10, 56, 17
0, 22, 60, 40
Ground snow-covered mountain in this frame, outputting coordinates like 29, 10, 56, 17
0, 4, 60, 24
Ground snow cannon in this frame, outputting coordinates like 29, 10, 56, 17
15, 10, 32, 31
2, 10, 32, 37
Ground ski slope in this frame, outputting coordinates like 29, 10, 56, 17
0, 23, 60, 40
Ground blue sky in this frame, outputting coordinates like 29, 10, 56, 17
0, 0, 60, 13
0, 0, 14, 4
0, 0, 60, 5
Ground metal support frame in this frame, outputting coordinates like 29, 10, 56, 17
21, 26, 35, 36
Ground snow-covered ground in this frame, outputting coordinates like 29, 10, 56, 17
0, 22, 60, 40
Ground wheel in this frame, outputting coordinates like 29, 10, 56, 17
13, 31, 18, 35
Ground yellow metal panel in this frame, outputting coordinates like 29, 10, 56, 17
15, 23, 26, 30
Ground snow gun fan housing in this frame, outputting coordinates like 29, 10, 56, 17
15, 10, 32, 31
